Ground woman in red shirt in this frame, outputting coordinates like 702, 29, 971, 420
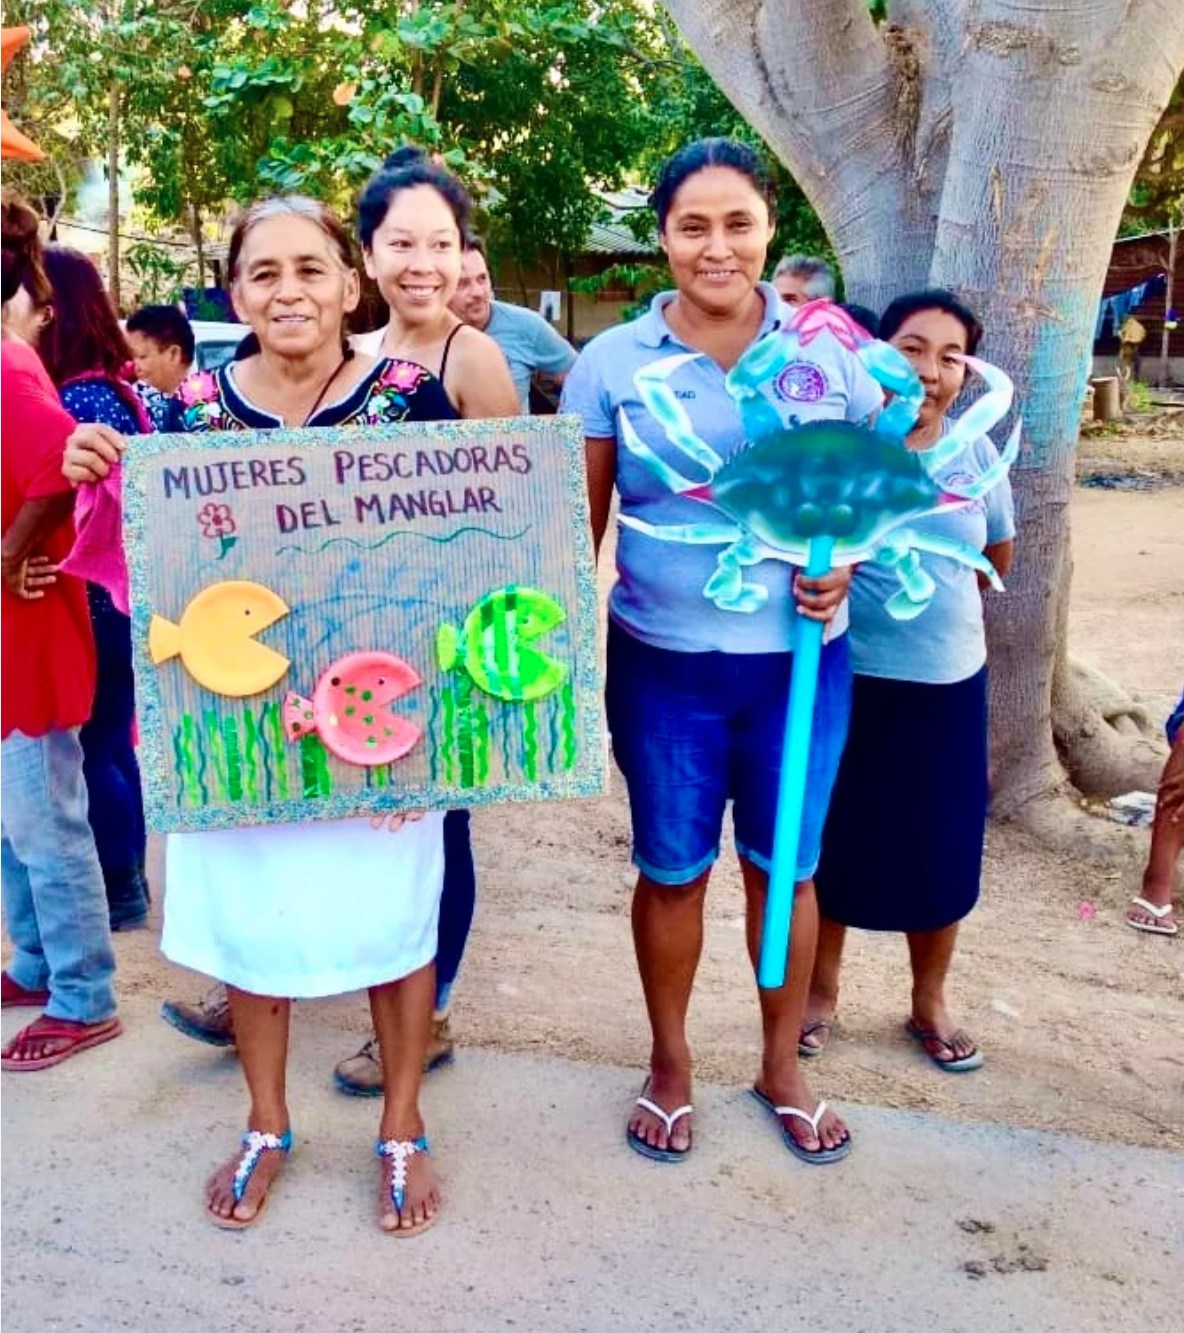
0, 192, 121, 1069
40, 245, 153, 932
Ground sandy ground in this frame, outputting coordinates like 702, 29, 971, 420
4, 1014, 1181, 1333
94, 473, 1184, 1154
3, 454, 1182, 1333
1077, 408, 1184, 488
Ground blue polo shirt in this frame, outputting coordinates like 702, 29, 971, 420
485, 300, 577, 412
561, 284, 884, 654
848, 426, 1015, 684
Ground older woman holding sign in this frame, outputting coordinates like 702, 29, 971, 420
562, 138, 883, 1165
160, 149, 519, 1093
63, 188, 510, 1235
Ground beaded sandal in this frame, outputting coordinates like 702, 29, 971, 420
375, 1135, 439, 1238
209, 1129, 293, 1230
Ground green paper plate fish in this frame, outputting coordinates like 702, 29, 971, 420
437, 585, 568, 703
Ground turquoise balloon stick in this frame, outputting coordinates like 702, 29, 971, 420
758, 534, 834, 990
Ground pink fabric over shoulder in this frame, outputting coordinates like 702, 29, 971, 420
57, 373, 151, 616
58, 466, 129, 614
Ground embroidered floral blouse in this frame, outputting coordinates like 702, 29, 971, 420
171, 356, 459, 433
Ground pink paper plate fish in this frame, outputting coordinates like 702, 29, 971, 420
284, 651, 421, 766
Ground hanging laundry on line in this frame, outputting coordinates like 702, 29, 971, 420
1094, 272, 1167, 340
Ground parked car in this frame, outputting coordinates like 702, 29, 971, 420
191, 320, 249, 372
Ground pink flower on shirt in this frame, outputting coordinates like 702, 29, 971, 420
179, 370, 218, 407
382, 360, 426, 393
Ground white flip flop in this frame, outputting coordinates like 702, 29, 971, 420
1125, 897, 1178, 936
627, 1081, 693, 1163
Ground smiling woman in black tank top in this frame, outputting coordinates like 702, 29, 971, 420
329, 153, 519, 1156
350, 148, 518, 420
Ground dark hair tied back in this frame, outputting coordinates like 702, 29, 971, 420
879, 288, 984, 357
650, 137, 776, 230
357, 145, 472, 249
1, 191, 51, 307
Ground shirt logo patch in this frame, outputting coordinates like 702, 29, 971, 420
941, 471, 985, 514
773, 362, 827, 403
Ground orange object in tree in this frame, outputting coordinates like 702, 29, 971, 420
1, 28, 44, 162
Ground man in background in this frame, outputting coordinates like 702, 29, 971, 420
772, 254, 836, 307
124, 305, 194, 396
449, 237, 576, 413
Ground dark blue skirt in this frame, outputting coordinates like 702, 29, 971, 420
815, 667, 988, 932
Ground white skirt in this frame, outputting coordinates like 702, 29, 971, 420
162, 812, 445, 998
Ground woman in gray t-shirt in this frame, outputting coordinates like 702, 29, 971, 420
564, 138, 885, 1167
807, 290, 1016, 1074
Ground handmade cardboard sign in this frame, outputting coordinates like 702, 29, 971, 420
123, 416, 605, 832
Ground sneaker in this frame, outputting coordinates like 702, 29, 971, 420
332, 1016, 456, 1097
107, 864, 150, 932
160, 983, 235, 1048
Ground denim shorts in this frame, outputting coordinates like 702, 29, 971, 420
605, 619, 852, 887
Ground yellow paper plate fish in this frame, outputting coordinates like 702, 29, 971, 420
149, 580, 291, 698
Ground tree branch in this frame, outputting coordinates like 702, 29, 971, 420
663, 1, 889, 194
888, 0, 968, 198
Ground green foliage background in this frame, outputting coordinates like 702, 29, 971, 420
3, 2, 1174, 301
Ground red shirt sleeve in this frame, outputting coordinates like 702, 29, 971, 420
1, 341, 76, 501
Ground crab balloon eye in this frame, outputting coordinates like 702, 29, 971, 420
828, 503, 857, 536
794, 502, 825, 536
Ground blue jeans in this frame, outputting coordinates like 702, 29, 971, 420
81, 585, 148, 924
435, 810, 476, 1012
606, 620, 852, 885
1, 728, 117, 1023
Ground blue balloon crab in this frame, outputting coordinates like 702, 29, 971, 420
616, 300, 1020, 620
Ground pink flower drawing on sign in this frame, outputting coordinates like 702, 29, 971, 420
198, 502, 238, 559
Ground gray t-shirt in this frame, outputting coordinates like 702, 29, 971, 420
485, 300, 577, 412
847, 428, 1016, 684
561, 284, 884, 655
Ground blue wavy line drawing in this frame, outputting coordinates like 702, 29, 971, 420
276, 525, 531, 556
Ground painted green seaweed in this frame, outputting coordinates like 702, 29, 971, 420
241, 709, 262, 805
428, 676, 578, 790
174, 712, 206, 807
521, 699, 539, 782
203, 709, 228, 802
262, 701, 290, 801
300, 732, 332, 799
168, 670, 582, 810
559, 680, 577, 771
221, 715, 244, 801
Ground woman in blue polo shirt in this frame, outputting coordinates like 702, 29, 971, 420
806, 290, 1016, 1073
562, 138, 883, 1165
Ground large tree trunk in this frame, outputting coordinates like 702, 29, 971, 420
925, 7, 1177, 824
666, 0, 1184, 836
